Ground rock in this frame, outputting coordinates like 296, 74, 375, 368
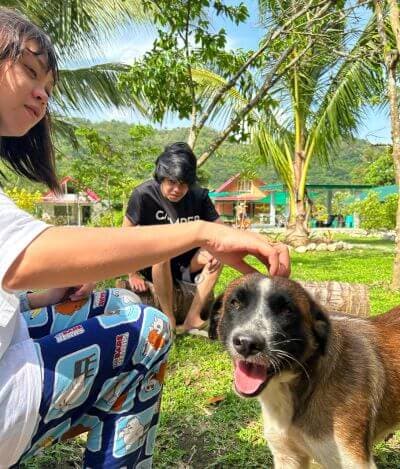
327, 244, 336, 251
307, 243, 317, 251
383, 232, 395, 241
316, 243, 327, 251
335, 241, 344, 250
295, 246, 308, 253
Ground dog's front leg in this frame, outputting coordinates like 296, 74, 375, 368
267, 434, 310, 469
272, 453, 310, 469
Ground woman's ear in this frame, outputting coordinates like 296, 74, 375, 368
208, 294, 224, 340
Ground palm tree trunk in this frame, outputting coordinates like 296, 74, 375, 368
116, 279, 370, 320
373, 0, 400, 288
285, 192, 309, 246
285, 65, 309, 246
298, 280, 370, 317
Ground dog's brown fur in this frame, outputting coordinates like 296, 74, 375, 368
211, 274, 400, 468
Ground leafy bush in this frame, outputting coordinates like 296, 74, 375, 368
5, 187, 41, 214
89, 210, 124, 227
332, 191, 352, 215
352, 193, 398, 230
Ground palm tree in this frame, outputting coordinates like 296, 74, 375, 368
2, 0, 149, 135
371, 0, 400, 288
253, 1, 384, 245
193, 1, 384, 245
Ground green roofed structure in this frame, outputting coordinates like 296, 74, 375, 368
210, 174, 390, 227
259, 182, 377, 227
359, 184, 397, 201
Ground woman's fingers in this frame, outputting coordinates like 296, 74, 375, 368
206, 226, 291, 278
256, 242, 290, 277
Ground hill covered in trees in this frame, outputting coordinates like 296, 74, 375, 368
2, 118, 388, 193
54, 119, 385, 189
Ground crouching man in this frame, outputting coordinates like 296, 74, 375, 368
123, 142, 222, 335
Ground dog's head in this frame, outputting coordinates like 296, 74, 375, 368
209, 273, 330, 397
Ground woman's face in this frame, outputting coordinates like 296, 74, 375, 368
0, 40, 54, 137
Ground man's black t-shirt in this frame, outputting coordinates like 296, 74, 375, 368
126, 179, 219, 275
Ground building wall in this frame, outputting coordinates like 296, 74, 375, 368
223, 177, 266, 196
215, 202, 234, 216
41, 204, 96, 225
214, 177, 267, 218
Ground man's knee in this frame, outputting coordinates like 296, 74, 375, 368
152, 260, 171, 274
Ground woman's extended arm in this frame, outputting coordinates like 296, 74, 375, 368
3, 221, 290, 291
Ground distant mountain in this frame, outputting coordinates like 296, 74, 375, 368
54, 119, 384, 190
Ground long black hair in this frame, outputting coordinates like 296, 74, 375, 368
154, 142, 197, 186
0, 7, 59, 190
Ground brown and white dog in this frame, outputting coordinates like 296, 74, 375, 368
209, 273, 400, 469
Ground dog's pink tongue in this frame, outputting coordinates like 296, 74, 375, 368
234, 360, 267, 395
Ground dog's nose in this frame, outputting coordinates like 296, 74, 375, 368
232, 333, 265, 357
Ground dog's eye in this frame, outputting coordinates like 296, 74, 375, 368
268, 292, 293, 315
230, 298, 242, 310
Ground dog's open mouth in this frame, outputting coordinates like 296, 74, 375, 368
234, 360, 272, 397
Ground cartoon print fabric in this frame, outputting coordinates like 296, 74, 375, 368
19, 289, 171, 468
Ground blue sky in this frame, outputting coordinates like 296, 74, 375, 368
66, 1, 391, 144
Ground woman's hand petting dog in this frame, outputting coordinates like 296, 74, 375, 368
202, 223, 290, 278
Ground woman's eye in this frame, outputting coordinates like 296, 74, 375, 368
25, 65, 37, 78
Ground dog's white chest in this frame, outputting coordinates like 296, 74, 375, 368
258, 379, 294, 433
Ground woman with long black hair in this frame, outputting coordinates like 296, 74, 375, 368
0, 8, 289, 468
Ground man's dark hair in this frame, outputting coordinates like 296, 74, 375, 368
0, 7, 59, 190
154, 142, 197, 186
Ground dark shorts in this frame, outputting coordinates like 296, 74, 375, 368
140, 258, 201, 285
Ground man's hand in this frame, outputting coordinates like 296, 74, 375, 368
202, 223, 291, 277
197, 248, 221, 273
27, 283, 95, 309
69, 282, 96, 301
35, 287, 70, 306
129, 273, 148, 292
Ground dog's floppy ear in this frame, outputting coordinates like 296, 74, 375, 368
309, 299, 330, 354
208, 293, 224, 340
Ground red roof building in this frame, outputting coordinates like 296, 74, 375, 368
40, 176, 101, 225
210, 174, 271, 224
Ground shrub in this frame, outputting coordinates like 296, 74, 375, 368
352, 192, 398, 230
89, 210, 124, 227
5, 187, 41, 214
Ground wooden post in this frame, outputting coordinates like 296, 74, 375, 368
270, 191, 276, 226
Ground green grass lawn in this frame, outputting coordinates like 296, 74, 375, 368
23, 241, 400, 468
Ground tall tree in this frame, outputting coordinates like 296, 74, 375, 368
372, 0, 400, 288
120, 0, 335, 163
252, 0, 383, 245
71, 124, 157, 224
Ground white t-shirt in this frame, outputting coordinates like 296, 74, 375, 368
0, 189, 50, 467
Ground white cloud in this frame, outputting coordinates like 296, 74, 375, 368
101, 35, 156, 65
